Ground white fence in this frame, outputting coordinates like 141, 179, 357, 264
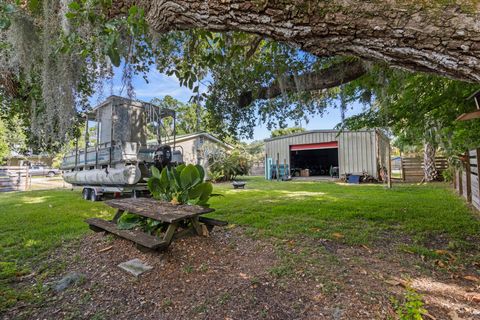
0, 166, 31, 192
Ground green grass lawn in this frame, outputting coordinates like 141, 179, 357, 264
209, 177, 480, 245
0, 190, 114, 310
0, 177, 479, 311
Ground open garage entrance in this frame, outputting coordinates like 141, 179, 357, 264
290, 142, 339, 177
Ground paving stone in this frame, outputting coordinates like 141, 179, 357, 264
54, 272, 85, 292
118, 258, 153, 277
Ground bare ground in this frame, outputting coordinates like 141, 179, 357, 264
3, 227, 480, 320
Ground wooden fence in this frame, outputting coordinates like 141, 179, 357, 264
454, 149, 480, 211
400, 156, 448, 182
249, 161, 265, 176
0, 166, 31, 192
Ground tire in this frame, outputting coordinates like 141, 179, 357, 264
90, 189, 99, 202
47, 171, 55, 177
82, 188, 91, 201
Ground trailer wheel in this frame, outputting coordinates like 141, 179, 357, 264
90, 189, 101, 202
82, 188, 91, 201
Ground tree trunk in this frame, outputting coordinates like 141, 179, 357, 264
132, 1, 480, 83
238, 59, 367, 107
423, 141, 438, 182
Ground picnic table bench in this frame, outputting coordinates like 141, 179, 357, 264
86, 198, 227, 251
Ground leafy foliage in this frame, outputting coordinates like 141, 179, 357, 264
208, 149, 252, 182
270, 127, 305, 138
0, 0, 153, 150
0, 118, 9, 163
339, 68, 480, 158
2, 0, 479, 155
148, 95, 210, 137
391, 288, 427, 320
117, 213, 162, 235
0, 0, 342, 146
0, 115, 26, 163
147, 164, 213, 207
243, 140, 265, 163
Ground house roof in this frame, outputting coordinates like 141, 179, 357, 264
147, 132, 234, 150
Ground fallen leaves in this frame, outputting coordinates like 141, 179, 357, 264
239, 272, 250, 280
465, 292, 480, 302
332, 232, 344, 239
385, 277, 408, 287
361, 244, 372, 253
463, 275, 480, 283
98, 246, 113, 253
434, 250, 456, 261
448, 310, 462, 320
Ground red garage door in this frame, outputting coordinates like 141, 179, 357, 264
290, 141, 338, 151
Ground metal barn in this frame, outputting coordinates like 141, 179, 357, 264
264, 130, 390, 180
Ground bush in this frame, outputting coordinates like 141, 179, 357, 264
208, 149, 252, 182
391, 287, 427, 320
442, 166, 455, 183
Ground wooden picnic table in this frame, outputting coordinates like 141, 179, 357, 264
86, 198, 227, 251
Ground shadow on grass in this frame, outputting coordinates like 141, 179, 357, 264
0, 189, 114, 310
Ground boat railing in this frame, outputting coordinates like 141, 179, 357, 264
61, 142, 141, 170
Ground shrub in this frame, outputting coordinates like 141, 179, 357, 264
208, 149, 252, 181
391, 287, 427, 320
442, 166, 455, 182
207, 170, 224, 183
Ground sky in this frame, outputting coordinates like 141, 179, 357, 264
91, 67, 365, 142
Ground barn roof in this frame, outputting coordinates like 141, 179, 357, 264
264, 129, 386, 142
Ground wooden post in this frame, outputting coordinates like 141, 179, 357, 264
163, 222, 179, 244
400, 151, 405, 181
74, 137, 79, 170
265, 153, 269, 180
112, 209, 125, 223
458, 167, 463, 195
387, 145, 392, 189
466, 152, 472, 203
476, 149, 480, 205
453, 167, 457, 190
276, 153, 280, 181
25, 166, 29, 191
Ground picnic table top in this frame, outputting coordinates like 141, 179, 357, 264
105, 198, 214, 223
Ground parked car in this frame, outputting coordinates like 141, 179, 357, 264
29, 165, 61, 177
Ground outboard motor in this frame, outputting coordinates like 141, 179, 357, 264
154, 144, 172, 170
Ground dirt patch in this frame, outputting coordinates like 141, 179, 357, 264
3, 228, 480, 320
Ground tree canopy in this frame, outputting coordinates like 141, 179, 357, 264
270, 127, 306, 138
0, 0, 479, 152
340, 69, 480, 156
